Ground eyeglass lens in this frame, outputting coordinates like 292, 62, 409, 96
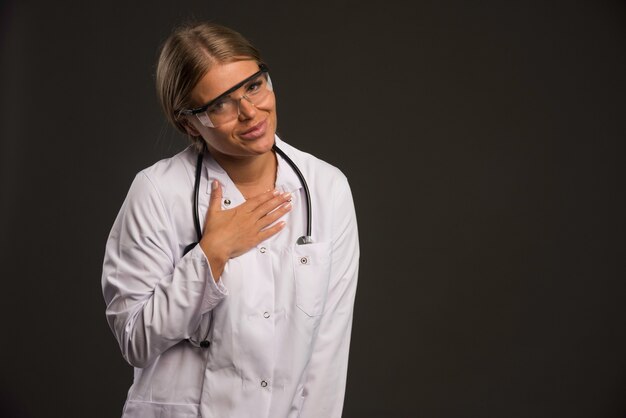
196, 73, 273, 127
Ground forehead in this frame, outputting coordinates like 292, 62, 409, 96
190, 59, 260, 105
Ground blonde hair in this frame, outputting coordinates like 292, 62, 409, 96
156, 22, 263, 151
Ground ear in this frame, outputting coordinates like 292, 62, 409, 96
180, 116, 201, 137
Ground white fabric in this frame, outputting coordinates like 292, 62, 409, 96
102, 136, 359, 418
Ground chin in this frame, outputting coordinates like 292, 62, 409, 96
240, 127, 276, 155
247, 136, 275, 156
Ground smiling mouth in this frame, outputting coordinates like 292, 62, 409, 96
239, 119, 267, 140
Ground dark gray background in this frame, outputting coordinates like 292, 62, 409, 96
1, 1, 625, 417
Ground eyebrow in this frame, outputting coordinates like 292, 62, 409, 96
221, 74, 264, 99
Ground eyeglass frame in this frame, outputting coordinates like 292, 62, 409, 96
177, 63, 271, 120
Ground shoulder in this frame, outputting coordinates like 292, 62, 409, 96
138, 146, 197, 191
275, 136, 349, 189
274, 137, 354, 237
122, 147, 197, 217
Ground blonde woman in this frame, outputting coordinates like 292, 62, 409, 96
102, 22, 359, 418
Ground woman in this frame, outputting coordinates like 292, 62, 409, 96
102, 22, 359, 418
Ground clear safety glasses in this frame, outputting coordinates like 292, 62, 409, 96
178, 64, 273, 128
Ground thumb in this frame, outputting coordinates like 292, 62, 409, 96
208, 180, 223, 213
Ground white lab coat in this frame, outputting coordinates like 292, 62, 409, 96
102, 136, 359, 418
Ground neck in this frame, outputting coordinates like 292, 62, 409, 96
212, 150, 277, 190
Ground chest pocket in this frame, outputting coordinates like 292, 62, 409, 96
292, 242, 332, 317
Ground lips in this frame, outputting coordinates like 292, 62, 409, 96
239, 119, 267, 140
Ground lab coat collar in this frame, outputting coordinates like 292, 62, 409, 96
203, 135, 303, 204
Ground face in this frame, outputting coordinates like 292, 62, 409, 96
182, 59, 277, 160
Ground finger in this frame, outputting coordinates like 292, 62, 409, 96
243, 188, 280, 210
257, 220, 287, 242
257, 201, 292, 229
208, 180, 223, 213
253, 192, 292, 218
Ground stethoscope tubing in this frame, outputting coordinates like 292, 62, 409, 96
272, 144, 312, 242
183, 143, 312, 257
184, 143, 312, 348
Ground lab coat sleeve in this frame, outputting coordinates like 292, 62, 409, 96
299, 174, 360, 418
101, 172, 228, 368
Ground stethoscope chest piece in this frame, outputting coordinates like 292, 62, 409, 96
297, 236, 313, 245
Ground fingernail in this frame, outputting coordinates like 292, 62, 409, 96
212, 180, 218, 190
282, 192, 291, 200
272, 189, 280, 196
284, 202, 292, 210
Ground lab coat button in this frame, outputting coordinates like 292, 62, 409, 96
261, 380, 268, 387
224, 199, 231, 206
300, 256, 309, 265
263, 311, 270, 318
259, 246, 267, 253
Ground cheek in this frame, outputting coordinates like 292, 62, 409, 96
259, 93, 277, 114
199, 127, 230, 147
268, 105, 277, 120
265, 97, 278, 125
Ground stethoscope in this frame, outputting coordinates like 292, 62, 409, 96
184, 142, 313, 348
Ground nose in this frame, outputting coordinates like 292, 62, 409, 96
237, 95, 256, 120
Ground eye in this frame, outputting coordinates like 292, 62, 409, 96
246, 80, 264, 95
207, 99, 228, 114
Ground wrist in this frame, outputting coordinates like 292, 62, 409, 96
199, 240, 227, 262
199, 239, 228, 280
